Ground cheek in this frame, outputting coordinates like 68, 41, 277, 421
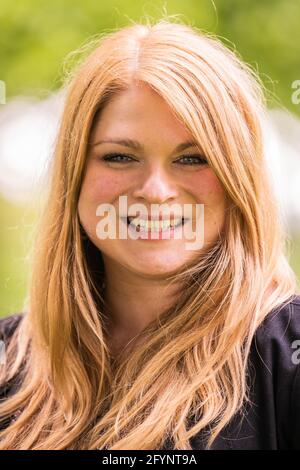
186, 170, 225, 205
80, 167, 128, 203
186, 171, 226, 239
78, 166, 129, 233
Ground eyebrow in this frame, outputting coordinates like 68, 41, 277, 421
90, 138, 200, 153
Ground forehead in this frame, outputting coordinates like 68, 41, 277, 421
90, 83, 194, 144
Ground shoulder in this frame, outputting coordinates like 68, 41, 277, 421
249, 294, 300, 448
0, 313, 25, 431
0, 312, 25, 344
0, 312, 25, 372
0, 313, 25, 405
253, 294, 300, 366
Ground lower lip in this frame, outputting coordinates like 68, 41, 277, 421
122, 218, 187, 241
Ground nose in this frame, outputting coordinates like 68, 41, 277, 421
132, 165, 179, 203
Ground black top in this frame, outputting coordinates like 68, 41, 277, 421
1, 295, 300, 450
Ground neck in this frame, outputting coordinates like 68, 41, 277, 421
102, 259, 182, 341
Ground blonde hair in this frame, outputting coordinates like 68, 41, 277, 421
0, 16, 298, 450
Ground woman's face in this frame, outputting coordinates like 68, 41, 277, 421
78, 82, 226, 278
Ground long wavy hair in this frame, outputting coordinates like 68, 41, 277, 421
0, 16, 298, 450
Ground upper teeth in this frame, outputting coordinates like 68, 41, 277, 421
128, 217, 183, 231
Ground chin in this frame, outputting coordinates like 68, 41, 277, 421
130, 257, 187, 277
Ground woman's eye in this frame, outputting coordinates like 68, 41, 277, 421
102, 153, 136, 163
100, 153, 207, 166
176, 155, 208, 166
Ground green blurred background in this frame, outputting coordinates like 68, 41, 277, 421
0, 0, 300, 316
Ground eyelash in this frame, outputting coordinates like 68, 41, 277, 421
101, 153, 207, 166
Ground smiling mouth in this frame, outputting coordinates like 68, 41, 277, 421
125, 216, 187, 232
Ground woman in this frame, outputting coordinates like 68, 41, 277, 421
0, 17, 299, 450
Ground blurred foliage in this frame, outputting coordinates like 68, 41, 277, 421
0, 198, 38, 316
290, 234, 300, 287
0, 0, 299, 115
0, 0, 300, 314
